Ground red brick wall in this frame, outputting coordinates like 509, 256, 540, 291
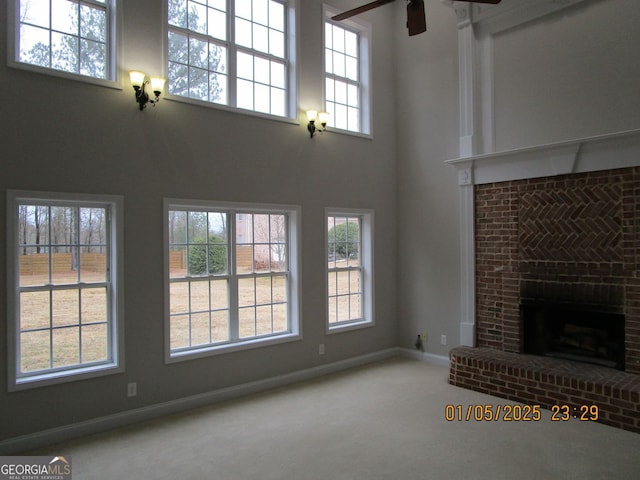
449, 346, 640, 433
474, 167, 640, 375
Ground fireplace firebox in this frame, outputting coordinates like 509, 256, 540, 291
522, 302, 625, 370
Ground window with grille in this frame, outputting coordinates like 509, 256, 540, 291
10, 0, 117, 84
166, 199, 300, 360
167, 0, 295, 118
324, 6, 370, 135
326, 209, 374, 331
7, 191, 124, 390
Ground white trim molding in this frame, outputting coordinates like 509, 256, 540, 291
467, 0, 587, 37
399, 348, 451, 368
446, 129, 640, 185
443, 0, 589, 157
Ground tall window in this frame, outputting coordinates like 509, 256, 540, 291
10, 0, 117, 83
326, 209, 374, 331
166, 200, 300, 360
324, 6, 370, 135
167, 0, 295, 118
7, 191, 124, 390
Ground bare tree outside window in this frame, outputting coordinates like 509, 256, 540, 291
11, 194, 120, 387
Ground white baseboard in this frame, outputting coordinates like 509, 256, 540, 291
398, 347, 450, 367
0, 348, 400, 454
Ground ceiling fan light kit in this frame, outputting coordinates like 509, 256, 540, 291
332, 0, 502, 37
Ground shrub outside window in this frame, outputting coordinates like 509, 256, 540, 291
326, 208, 374, 332
7, 191, 124, 390
165, 199, 301, 361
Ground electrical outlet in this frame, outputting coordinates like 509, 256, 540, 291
441, 335, 447, 345
127, 382, 137, 397
421, 331, 427, 342
319, 343, 325, 355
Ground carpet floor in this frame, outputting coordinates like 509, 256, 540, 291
28, 357, 640, 479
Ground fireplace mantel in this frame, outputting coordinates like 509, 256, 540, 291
446, 128, 640, 186
445, 128, 640, 349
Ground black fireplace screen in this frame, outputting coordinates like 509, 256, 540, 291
522, 303, 625, 370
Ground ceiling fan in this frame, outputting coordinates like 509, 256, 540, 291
332, 0, 502, 36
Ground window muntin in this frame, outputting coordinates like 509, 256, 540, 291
167, 201, 299, 359
323, 4, 370, 136
167, 0, 229, 105
167, 0, 292, 117
168, 209, 231, 350
12, 0, 116, 82
327, 215, 362, 323
325, 22, 360, 132
326, 209, 373, 331
8, 192, 123, 389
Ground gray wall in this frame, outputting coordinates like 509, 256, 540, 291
493, 0, 640, 150
0, 0, 397, 441
395, 1, 461, 356
395, 0, 640, 355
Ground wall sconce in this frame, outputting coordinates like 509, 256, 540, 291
307, 110, 330, 138
129, 71, 166, 110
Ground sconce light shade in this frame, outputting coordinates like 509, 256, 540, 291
129, 70, 165, 110
307, 109, 329, 138
317, 111, 330, 126
129, 70, 146, 88
150, 77, 166, 95
306, 110, 318, 123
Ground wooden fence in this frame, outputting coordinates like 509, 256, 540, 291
19, 253, 106, 275
169, 246, 255, 271
20, 248, 259, 276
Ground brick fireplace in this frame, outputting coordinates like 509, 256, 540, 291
446, 130, 640, 432
474, 167, 640, 370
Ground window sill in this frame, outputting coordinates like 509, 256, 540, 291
327, 320, 374, 335
324, 128, 373, 140
164, 93, 299, 126
166, 332, 302, 364
8, 61, 122, 90
10, 362, 123, 392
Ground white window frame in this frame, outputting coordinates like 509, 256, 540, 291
325, 208, 374, 333
7, 0, 121, 88
6, 190, 125, 391
323, 4, 372, 137
164, 0, 298, 122
164, 198, 302, 363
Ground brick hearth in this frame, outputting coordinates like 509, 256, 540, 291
449, 166, 640, 433
450, 346, 640, 432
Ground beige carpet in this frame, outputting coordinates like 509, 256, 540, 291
28, 357, 640, 479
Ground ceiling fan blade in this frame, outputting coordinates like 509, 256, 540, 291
331, 0, 396, 22
407, 0, 426, 36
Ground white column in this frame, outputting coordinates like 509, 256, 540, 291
456, 5, 475, 158
456, 164, 476, 347
455, 5, 477, 346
